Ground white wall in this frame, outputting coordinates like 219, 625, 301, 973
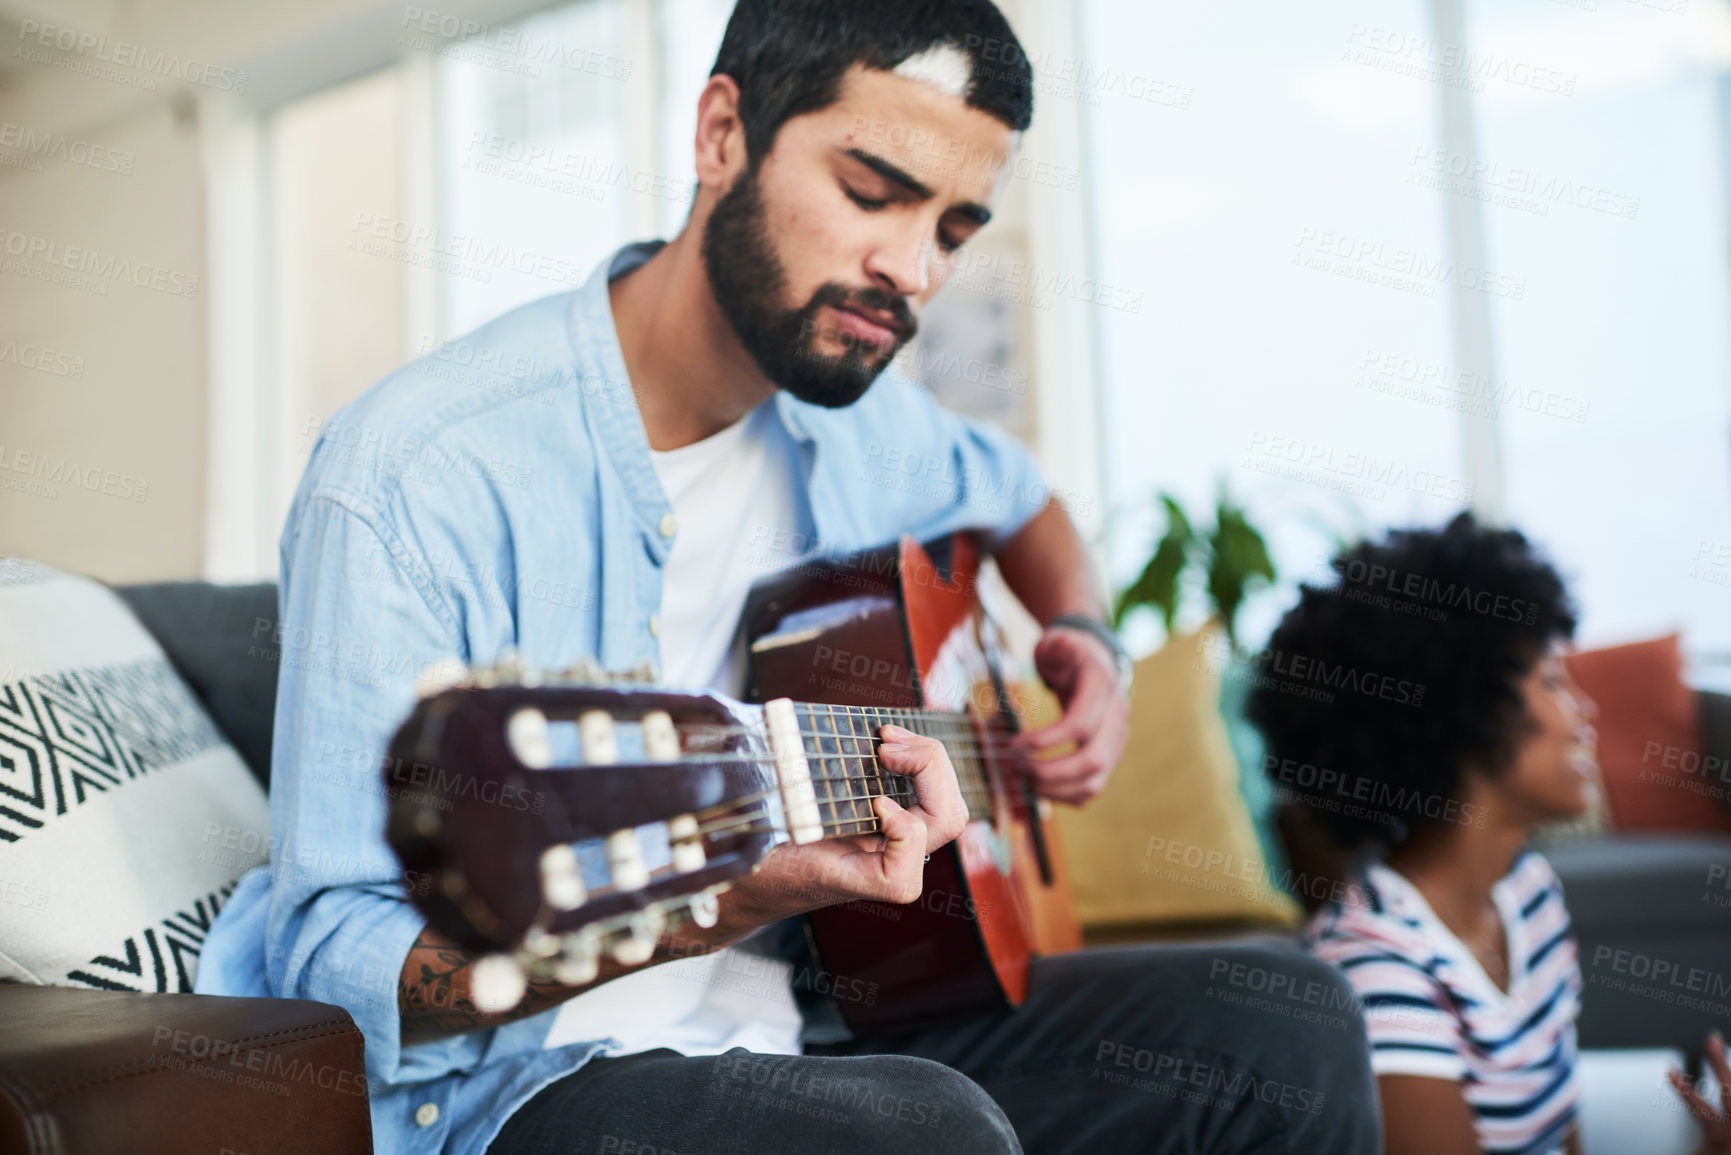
0, 0, 583, 582
0, 0, 1104, 590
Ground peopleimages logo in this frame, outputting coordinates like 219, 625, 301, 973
0, 228, 200, 299
0, 338, 84, 379
0, 444, 148, 501
1407, 147, 1640, 220
399, 7, 632, 79
1243, 430, 1474, 504
0, 121, 134, 174
15, 20, 249, 92
1328, 557, 1540, 625
1201, 635, 1426, 707
1294, 228, 1527, 301
1263, 756, 1483, 828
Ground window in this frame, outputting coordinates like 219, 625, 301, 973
213, 0, 1048, 579
1082, 0, 1461, 654
1461, 0, 1731, 676
1084, 0, 1731, 673
436, 0, 635, 335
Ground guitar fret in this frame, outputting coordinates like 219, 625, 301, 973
822, 707, 844, 835
874, 710, 890, 801
799, 705, 829, 835
839, 707, 863, 828
829, 708, 864, 832
850, 708, 885, 815
786, 703, 990, 834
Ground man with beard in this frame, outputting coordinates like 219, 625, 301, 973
195, 2, 1380, 1152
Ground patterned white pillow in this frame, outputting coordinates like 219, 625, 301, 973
0, 557, 270, 991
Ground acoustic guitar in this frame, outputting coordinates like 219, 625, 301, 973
382, 533, 1080, 1030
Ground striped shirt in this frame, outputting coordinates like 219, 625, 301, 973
1307, 850, 1582, 1155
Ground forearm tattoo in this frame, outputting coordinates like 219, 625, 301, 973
397, 928, 566, 1045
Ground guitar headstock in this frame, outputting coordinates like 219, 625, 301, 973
384, 654, 789, 1011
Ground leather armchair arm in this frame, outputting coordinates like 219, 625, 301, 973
0, 984, 372, 1155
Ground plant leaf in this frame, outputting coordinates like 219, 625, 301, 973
1114, 493, 1195, 631
1206, 499, 1276, 646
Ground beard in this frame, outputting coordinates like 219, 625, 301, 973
701, 160, 917, 409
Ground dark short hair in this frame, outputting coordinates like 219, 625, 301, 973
1246, 512, 1579, 851
710, 0, 1034, 163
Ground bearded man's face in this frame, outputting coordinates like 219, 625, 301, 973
698, 63, 1014, 408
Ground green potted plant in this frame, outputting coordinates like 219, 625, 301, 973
1099, 483, 1293, 899
1112, 484, 1276, 650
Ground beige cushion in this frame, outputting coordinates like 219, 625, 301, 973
1050, 627, 1300, 929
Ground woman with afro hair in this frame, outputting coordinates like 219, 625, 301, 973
1248, 511, 1730, 1155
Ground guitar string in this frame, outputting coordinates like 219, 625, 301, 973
686, 772, 1020, 841
553, 746, 1005, 801
668, 710, 1022, 738
692, 789, 917, 837
684, 776, 995, 831
678, 772, 990, 827
582, 725, 1020, 791
669, 724, 1025, 770
693, 791, 926, 840
683, 780, 991, 827
666, 717, 1021, 760
548, 710, 1027, 834
564, 748, 1000, 791
665, 728, 1023, 759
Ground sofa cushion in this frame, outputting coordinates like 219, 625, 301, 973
0, 558, 270, 992
1546, 832, 1731, 1051
113, 581, 281, 792
1052, 626, 1302, 929
1545, 832, 1731, 933
1565, 635, 1731, 833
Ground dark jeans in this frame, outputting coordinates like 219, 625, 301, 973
488, 941, 1380, 1155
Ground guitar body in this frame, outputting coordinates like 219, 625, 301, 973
742, 534, 1081, 1034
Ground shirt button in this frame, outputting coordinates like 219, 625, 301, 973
658, 513, 678, 538
415, 1102, 440, 1127
648, 613, 661, 638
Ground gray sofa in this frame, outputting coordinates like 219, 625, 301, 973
114, 580, 1731, 1061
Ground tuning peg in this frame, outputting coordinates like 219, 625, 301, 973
608, 908, 664, 966
580, 710, 618, 765
668, 814, 706, 873
538, 843, 587, 911
510, 707, 554, 770
606, 829, 649, 892
686, 889, 721, 929
522, 929, 561, 959
641, 710, 679, 760
470, 953, 528, 1012
553, 928, 601, 985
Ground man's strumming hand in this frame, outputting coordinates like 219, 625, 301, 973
1011, 625, 1130, 806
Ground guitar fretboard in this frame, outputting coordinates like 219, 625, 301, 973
792, 702, 997, 838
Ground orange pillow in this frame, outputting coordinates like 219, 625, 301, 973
1563, 635, 1730, 833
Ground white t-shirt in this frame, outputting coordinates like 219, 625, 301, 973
648, 400, 803, 694
544, 400, 807, 1059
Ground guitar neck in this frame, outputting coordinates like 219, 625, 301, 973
790, 702, 996, 839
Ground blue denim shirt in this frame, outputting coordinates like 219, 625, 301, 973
194, 240, 1051, 1155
